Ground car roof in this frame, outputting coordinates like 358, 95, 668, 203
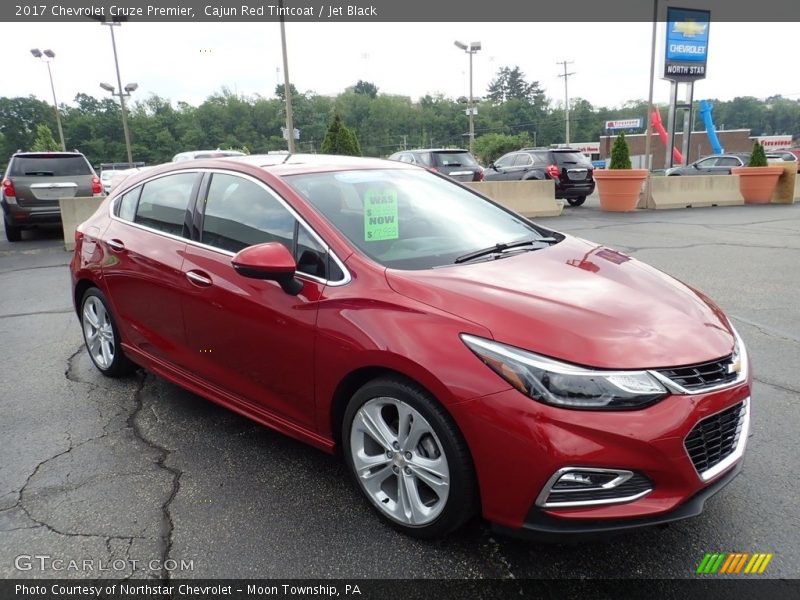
13, 151, 84, 158
401, 148, 470, 153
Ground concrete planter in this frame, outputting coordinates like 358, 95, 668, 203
731, 166, 784, 204
594, 169, 649, 212
58, 196, 105, 251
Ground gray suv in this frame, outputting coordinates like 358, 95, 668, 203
2, 151, 101, 242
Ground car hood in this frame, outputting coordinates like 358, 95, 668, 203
385, 236, 734, 369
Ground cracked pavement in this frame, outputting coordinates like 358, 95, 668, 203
1, 200, 798, 581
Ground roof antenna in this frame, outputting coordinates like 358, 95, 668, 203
282, 153, 292, 164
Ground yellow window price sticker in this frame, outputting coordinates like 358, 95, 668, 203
364, 188, 399, 241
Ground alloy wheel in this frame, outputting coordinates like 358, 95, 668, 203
82, 296, 116, 369
349, 397, 450, 526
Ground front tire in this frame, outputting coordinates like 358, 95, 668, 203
80, 288, 136, 377
343, 376, 477, 538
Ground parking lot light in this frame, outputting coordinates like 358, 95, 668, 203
454, 40, 481, 155
30, 47, 66, 151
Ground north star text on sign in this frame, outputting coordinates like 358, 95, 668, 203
329, 5, 378, 16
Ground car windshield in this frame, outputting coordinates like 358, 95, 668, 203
284, 169, 551, 270
433, 152, 478, 168
10, 156, 92, 177
553, 152, 592, 166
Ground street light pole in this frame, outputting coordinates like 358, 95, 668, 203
102, 21, 133, 166
279, 0, 296, 153
455, 40, 481, 155
644, 0, 660, 172
31, 49, 66, 151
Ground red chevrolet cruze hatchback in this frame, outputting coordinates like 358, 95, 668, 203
70, 155, 750, 539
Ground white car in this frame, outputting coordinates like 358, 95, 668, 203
108, 166, 156, 193
172, 150, 246, 162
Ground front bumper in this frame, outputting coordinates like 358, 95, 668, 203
492, 457, 742, 541
448, 381, 750, 534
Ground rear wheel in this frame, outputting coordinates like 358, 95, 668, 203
567, 196, 586, 207
4, 217, 22, 242
80, 288, 136, 377
343, 376, 477, 538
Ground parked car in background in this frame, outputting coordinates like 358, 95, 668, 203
484, 148, 595, 206
108, 166, 156, 194
2, 151, 102, 242
388, 149, 483, 182
766, 150, 799, 172
172, 149, 246, 162
667, 152, 796, 176
100, 162, 146, 194
665, 153, 750, 176
71, 154, 750, 539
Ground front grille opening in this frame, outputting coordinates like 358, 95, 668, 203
684, 401, 746, 475
545, 473, 652, 505
657, 354, 738, 391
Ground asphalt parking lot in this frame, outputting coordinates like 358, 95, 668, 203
1, 200, 798, 581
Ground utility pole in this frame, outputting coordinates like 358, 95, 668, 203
279, 0, 295, 153
401, 134, 408, 150
557, 60, 575, 145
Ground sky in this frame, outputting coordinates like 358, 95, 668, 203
6, 21, 799, 111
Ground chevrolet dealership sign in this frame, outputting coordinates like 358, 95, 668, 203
664, 7, 710, 81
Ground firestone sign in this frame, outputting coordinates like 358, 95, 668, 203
664, 7, 710, 81
605, 119, 642, 130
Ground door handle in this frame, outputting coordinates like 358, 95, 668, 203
186, 270, 213, 287
107, 239, 125, 252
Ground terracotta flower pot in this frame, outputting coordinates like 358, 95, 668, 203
731, 166, 784, 204
593, 169, 649, 212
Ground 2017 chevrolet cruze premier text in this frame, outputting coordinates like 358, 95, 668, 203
70, 154, 750, 539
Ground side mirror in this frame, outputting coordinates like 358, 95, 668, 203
692, 163, 699, 169
488, 162, 497, 170
231, 242, 303, 295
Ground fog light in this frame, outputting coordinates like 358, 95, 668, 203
536, 467, 653, 508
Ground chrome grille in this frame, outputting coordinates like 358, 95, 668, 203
684, 401, 746, 475
657, 354, 738, 391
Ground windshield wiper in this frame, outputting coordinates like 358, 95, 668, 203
454, 237, 557, 264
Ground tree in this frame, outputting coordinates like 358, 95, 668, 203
748, 141, 768, 167
275, 83, 300, 101
609, 132, 632, 169
474, 132, 531, 164
486, 66, 546, 106
321, 114, 361, 156
31, 124, 60, 151
353, 80, 378, 99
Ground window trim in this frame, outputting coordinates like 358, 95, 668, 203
109, 167, 351, 287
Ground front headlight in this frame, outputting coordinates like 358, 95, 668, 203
461, 334, 668, 410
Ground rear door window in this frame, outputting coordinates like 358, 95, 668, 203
10, 155, 92, 176
513, 154, 532, 167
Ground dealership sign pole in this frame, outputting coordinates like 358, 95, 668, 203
662, 6, 710, 168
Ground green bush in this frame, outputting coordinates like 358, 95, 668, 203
748, 141, 768, 167
321, 114, 361, 156
609, 132, 632, 169
474, 132, 531, 165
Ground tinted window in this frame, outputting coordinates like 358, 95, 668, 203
414, 152, 432, 166
285, 169, 549, 270
201, 173, 296, 254
10, 155, 92, 177
134, 173, 195, 236
553, 152, 591, 166
513, 154, 532, 167
295, 226, 331, 279
716, 157, 740, 167
433, 152, 478, 168
117, 187, 141, 221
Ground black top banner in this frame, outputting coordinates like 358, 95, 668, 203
3, 0, 799, 22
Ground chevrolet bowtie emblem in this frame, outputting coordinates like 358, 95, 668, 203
673, 20, 708, 37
